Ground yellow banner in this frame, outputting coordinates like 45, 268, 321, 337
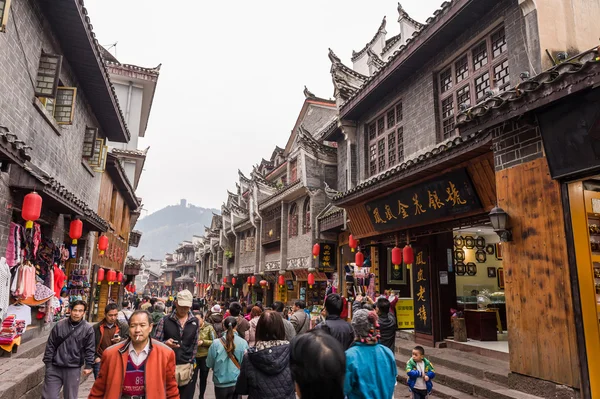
396, 298, 414, 329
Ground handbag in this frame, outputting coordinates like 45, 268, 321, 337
220, 337, 240, 369
175, 363, 194, 386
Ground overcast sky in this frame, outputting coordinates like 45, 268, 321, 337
85, 0, 443, 216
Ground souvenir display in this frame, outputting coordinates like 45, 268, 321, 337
454, 249, 465, 261
453, 236, 464, 248
466, 262, 477, 276
475, 250, 487, 263
475, 236, 486, 249
464, 236, 475, 249
455, 261, 466, 276
485, 244, 495, 255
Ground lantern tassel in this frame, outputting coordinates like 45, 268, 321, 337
25, 221, 33, 229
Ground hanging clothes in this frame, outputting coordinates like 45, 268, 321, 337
32, 223, 41, 258
53, 264, 66, 298
0, 258, 10, 320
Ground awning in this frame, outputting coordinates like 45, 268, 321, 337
293, 270, 328, 282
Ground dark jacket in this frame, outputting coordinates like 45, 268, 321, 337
92, 319, 129, 358
43, 318, 95, 369
207, 313, 224, 337
235, 343, 295, 399
314, 315, 355, 350
378, 312, 397, 352
156, 312, 199, 365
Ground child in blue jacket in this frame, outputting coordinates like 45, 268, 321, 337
405, 345, 435, 398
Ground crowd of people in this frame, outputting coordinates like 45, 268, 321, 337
40, 289, 436, 399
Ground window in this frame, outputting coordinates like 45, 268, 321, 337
109, 187, 118, 224
290, 159, 297, 183
303, 199, 311, 234
262, 206, 282, 243
0, 0, 11, 32
82, 127, 97, 159
88, 138, 108, 172
288, 203, 298, 238
366, 101, 404, 177
35, 52, 77, 125
437, 26, 509, 140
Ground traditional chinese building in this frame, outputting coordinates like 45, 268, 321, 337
327, 1, 599, 397
173, 241, 196, 293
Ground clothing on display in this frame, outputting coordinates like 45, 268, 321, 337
68, 268, 90, 303
5, 304, 31, 327
0, 257, 10, 320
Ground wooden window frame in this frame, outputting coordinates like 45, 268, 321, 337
82, 127, 97, 159
437, 26, 509, 141
35, 52, 62, 98
303, 198, 311, 234
53, 87, 77, 124
366, 101, 404, 177
290, 159, 298, 183
288, 203, 298, 238
0, 0, 11, 32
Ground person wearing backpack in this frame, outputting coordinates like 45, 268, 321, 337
41, 300, 95, 399
206, 316, 249, 399
314, 294, 354, 350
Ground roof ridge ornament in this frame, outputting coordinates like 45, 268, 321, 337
303, 86, 316, 99
351, 16, 387, 62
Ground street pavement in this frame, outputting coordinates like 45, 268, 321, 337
78, 371, 411, 398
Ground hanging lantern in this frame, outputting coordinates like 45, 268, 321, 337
98, 235, 109, 256
22, 191, 42, 229
116, 272, 123, 284
403, 245, 414, 266
307, 272, 315, 288
97, 268, 105, 285
220, 285, 224, 291
231, 277, 236, 285
106, 269, 117, 286
278, 274, 285, 286
312, 243, 320, 259
392, 246, 402, 271
223, 276, 228, 284
250, 275, 256, 285
260, 280, 267, 288
355, 251, 364, 268
348, 235, 357, 252
247, 276, 252, 285
69, 218, 83, 245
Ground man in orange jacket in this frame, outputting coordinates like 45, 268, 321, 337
88, 310, 179, 399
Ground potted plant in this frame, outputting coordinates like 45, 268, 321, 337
224, 250, 234, 260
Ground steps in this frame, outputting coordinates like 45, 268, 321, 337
395, 340, 545, 399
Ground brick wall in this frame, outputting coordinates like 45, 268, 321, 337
493, 117, 544, 171
352, 0, 535, 184
337, 141, 348, 192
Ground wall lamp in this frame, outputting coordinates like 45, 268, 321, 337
489, 206, 512, 242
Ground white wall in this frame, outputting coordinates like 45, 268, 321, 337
112, 82, 143, 151
454, 233, 504, 296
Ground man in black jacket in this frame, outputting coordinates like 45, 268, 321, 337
314, 294, 354, 350
42, 300, 95, 399
376, 297, 397, 352
154, 289, 199, 399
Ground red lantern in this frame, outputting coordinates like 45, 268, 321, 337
307, 272, 315, 288
69, 218, 83, 245
260, 280, 267, 288
231, 277, 236, 285
247, 276, 252, 285
116, 272, 122, 284
97, 268, 105, 285
348, 235, 357, 252
98, 235, 109, 255
22, 191, 42, 229
403, 245, 414, 265
355, 251, 364, 268
106, 269, 117, 286
223, 276, 228, 284
392, 246, 402, 270
312, 243, 320, 259
220, 285, 224, 292
278, 274, 285, 286
250, 275, 256, 285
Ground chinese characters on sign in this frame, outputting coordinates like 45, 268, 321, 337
319, 243, 335, 273
412, 247, 432, 335
365, 169, 481, 232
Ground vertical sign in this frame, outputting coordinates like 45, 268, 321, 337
396, 299, 414, 329
319, 243, 335, 273
412, 247, 432, 335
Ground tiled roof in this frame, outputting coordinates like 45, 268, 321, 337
0, 127, 32, 164
333, 130, 491, 202
351, 17, 387, 62
382, 33, 402, 54
456, 47, 600, 129
112, 148, 148, 158
318, 205, 344, 220
397, 2, 424, 29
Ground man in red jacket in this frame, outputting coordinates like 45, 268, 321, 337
88, 310, 179, 399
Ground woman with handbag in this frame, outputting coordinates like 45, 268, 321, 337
206, 316, 249, 399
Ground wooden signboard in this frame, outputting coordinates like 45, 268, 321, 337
412, 247, 432, 335
365, 169, 481, 232
319, 243, 335, 273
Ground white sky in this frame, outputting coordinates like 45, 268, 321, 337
85, 0, 443, 216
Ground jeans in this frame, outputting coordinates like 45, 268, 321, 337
189, 357, 210, 399
412, 388, 428, 399
92, 361, 101, 379
214, 386, 238, 399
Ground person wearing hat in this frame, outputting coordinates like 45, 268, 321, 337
154, 289, 199, 399
343, 309, 396, 399
207, 304, 224, 338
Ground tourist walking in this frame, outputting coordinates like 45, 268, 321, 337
154, 289, 199, 399
376, 297, 396, 352
235, 310, 295, 399
207, 304, 224, 337
88, 310, 180, 399
206, 316, 249, 399
290, 300, 310, 335
290, 329, 346, 399
150, 301, 166, 336
344, 309, 397, 399
41, 300, 95, 399
228, 302, 250, 341
245, 306, 262, 346
272, 301, 296, 341
190, 311, 216, 399
314, 293, 354, 350
92, 303, 129, 379
117, 300, 133, 324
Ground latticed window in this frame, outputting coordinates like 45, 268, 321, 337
35, 53, 62, 97
303, 199, 311, 234
366, 101, 404, 177
88, 138, 108, 172
398, 128, 404, 163
288, 203, 298, 237
437, 26, 509, 140
82, 127, 97, 159
290, 159, 298, 183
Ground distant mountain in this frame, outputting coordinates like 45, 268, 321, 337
129, 200, 219, 260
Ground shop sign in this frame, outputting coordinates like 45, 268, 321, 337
412, 247, 432, 335
319, 243, 335, 273
365, 169, 481, 232
396, 298, 414, 329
